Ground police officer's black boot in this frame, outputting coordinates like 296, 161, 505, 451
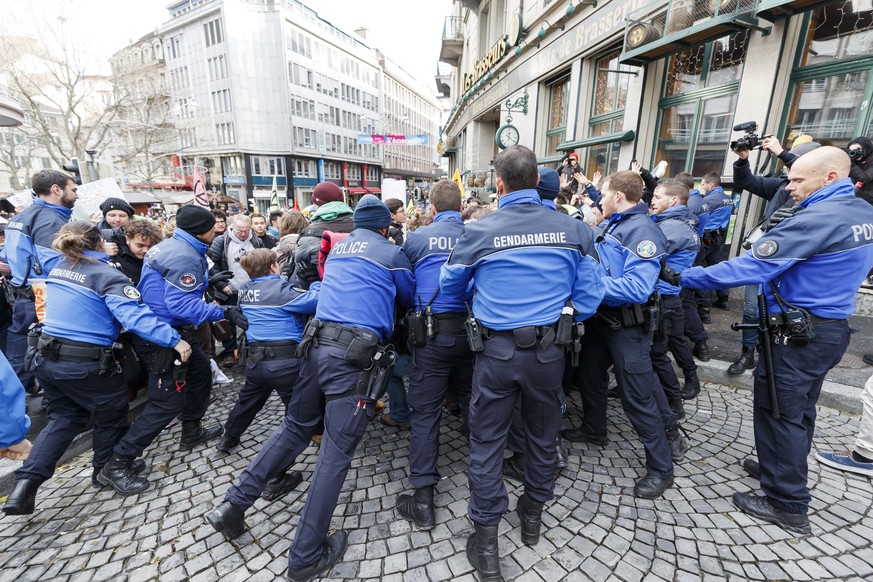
728, 347, 756, 375
215, 434, 240, 454
97, 454, 149, 495
669, 399, 686, 421
555, 435, 568, 474
2, 479, 40, 515
261, 471, 303, 501
698, 307, 712, 324
516, 493, 545, 546
502, 452, 525, 483
205, 501, 247, 540
92, 459, 147, 488
681, 370, 701, 400
286, 530, 348, 582
179, 420, 223, 451
692, 341, 710, 362
466, 522, 502, 582
396, 485, 436, 530
667, 427, 690, 463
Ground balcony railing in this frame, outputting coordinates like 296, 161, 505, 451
443, 16, 464, 42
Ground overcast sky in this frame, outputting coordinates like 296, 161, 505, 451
0, 0, 452, 92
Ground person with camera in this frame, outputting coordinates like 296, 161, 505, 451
105, 206, 244, 487
729, 136, 820, 375
440, 146, 604, 582
847, 137, 873, 205
206, 195, 414, 582
665, 147, 873, 534
2, 222, 192, 514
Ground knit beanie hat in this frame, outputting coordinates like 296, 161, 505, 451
536, 168, 561, 201
312, 182, 344, 206
176, 205, 216, 235
100, 197, 134, 217
354, 195, 392, 230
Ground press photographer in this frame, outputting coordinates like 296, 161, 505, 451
847, 137, 873, 205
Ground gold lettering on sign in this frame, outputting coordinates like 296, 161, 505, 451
464, 37, 508, 93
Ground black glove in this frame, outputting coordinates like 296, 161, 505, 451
223, 305, 249, 331
765, 206, 801, 231
209, 270, 234, 288
659, 263, 682, 287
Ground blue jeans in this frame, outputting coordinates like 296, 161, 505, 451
385, 353, 413, 422
741, 285, 759, 349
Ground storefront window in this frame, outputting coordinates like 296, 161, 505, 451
798, 2, 873, 67
784, 4, 873, 146
585, 51, 634, 177
545, 74, 569, 155
655, 31, 748, 175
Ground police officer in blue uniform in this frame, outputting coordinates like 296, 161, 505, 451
673, 147, 873, 534
440, 146, 604, 582
205, 195, 414, 582
695, 172, 734, 314
395, 179, 472, 530
649, 182, 701, 411
215, 248, 320, 498
1, 170, 76, 391
106, 206, 239, 486
2, 222, 190, 514
563, 170, 683, 500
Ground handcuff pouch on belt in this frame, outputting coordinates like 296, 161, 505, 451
643, 292, 661, 335
569, 322, 585, 367
344, 328, 379, 369
150, 346, 177, 375
98, 343, 124, 377
555, 300, 576, 346
36, 334, 60, 361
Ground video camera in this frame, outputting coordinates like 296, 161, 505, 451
730, 121, 762, 152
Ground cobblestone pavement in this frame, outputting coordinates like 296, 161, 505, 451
2, 371, 873, 582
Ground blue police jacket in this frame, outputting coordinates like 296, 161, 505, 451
699, 186, 733, 232
0, 351, 30, 448
1, 199, 71, 286
238, 276, 320, 343
316, 228, 415, 341
138, 229, 225, 327
596, 203, 667, 307
440, 189, 604, 329
687, 190, 704, 215
681, 178, 873, 319
402, 210, 470, 313
43, 250, 181, 347
652, 205, 700, 296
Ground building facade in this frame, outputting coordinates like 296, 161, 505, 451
157, 0, 385, 211
438, 0, 873, 253
379, 51, 442, 194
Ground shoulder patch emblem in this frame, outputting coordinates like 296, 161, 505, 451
756, 240, 778, 257
123, 285, 141, 299
637, 240, 657, 258
179, 273, 197, 289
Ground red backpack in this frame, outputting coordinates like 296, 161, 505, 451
318, 230, 350, 280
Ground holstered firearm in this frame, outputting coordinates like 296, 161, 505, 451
24, 323, 43, 370
731, 293, 779, 419
364, 346, 398, 401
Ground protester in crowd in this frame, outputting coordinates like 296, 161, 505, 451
251, 213, 278, 249
384, 198, 407, 245
406, 208, 433, 232
2, 222, 191, 512
106, 219, 163, 286
206, 195, 413, 582
558, 152, 580, 197
2, 170, 77, 392
441, 146, 604, 581
817, 373, 873, 478
0, 351, 31, 462
275, 210, 308, 270
669, 146, 873, 534
212, 210, 228, 235
97, 197, 135, 231
162, 215, 176, 239
294, 182, 354, 289
267, 210, 283, 237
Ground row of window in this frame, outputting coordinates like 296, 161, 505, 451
208, 55, 228, 81
251, 156, 285, 176
168, 66, 190, 91
287, 62, 380, 112
225, 156, 380, 182
216, 122, 235, 145
283, 22, 379, 89
204, 18, 223, 48
289, 95, 378, 133
212, 89, 232, 114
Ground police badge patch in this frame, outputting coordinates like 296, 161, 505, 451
756, 240, 778, 257
123, 285, 141, 299
179, 273, 197, 288
637, 240, 656, 258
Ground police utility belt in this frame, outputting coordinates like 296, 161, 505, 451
298, 319, 397, 403
3, 283, 35, 303
596, 293, 661, 335
34, 333, 122, 376
407, 311, 466, 348
243, 339, 298, 365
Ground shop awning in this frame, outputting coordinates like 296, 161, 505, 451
347, 187, 368, 194
366, 187, 381, 194
556, 130, 636, 152
441, 146, 458, 158
619, 0, 769, 66
757, 0, 840, 22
